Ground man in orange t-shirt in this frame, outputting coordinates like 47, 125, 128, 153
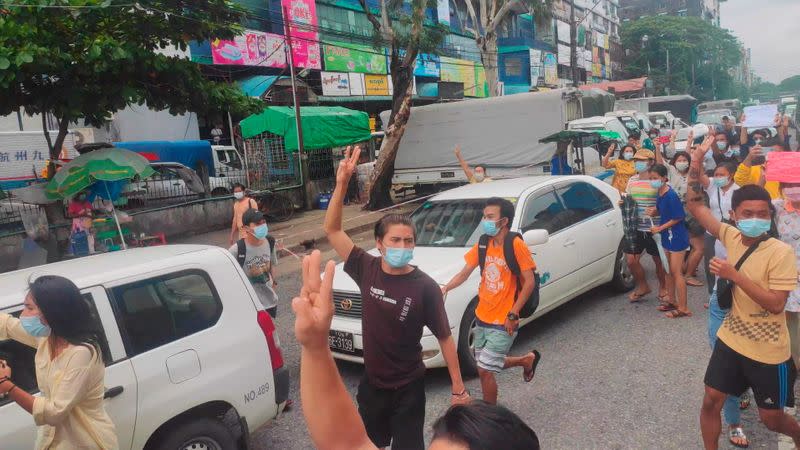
442, 197, 541, 404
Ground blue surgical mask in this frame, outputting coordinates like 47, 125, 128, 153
716, 141, 727, 150
754, 139, 763, 146
650, 179, 664, 189
383, 247, 414, 268
623, 152, 634, 161
481, 219, 500, 236
634, 161, 648, 172
252, 224, 268, 240
712, 176, 729, 188
727, 147, 740, 157
737, 218, 771, 238
21, 315, 51, 337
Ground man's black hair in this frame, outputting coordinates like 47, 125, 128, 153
732, 184, 772, 211
485, 197, 515, 228
474, 164, 487, 173
374, 213, 416, 240
233, 183, 246, 191
628, 131, 641, 140
242, 208, 265, 226
432, 401, 540, 450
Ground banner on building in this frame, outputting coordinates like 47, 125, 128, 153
211, 30, 286, 67
543, 52, 557, 85
474, 65, 488, 97
558, 44, 571, 65
556, 20, 571, 44
364, 74, 390, 95
282, 0, 322, 69
530, 49, 543, 85
437, 0, 450, 26
324, 41, 387, 74
321, 72, 351, 96
349, 73, 365, 95
583, 49, 592, 71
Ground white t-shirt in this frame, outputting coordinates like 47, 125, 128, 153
706, 183, 739, 222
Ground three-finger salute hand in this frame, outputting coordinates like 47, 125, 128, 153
336, 145, 361, 183
293, 250, 336, 352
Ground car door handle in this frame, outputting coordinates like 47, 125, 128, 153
605, 220, 616, 228
563, 239, 576, 247
104, 386, 124, 399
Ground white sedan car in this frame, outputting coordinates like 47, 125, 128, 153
329, 175, 634, 374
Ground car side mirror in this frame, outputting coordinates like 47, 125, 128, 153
522, 229, 549, 247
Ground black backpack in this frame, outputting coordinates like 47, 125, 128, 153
236, 236, 276, 268
477, 232, 541, 319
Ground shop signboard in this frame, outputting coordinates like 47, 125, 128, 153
415, 53, 441, 77
529, 49, 543, 85
211, 30, 286, 67
364, 74, 390, 95
324, 41, 388, 74
349, 73, 365, 95
558, 44, 571, 65
282, 0, 322, 69
321, 71, 351, 96
474, 65, 488, 97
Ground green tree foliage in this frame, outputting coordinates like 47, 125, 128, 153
620, 16, 742, 101
779, 75, 800, 93
0, 0, 262, 160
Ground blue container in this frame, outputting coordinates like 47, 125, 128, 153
317, 193, 332, 210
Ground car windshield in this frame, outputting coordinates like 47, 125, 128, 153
411, 199, 498, 247
650, 114, 667, 125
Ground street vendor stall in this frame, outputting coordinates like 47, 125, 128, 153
539, 129, 622, 175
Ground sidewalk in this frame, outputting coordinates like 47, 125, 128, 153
172, 200, 418, 259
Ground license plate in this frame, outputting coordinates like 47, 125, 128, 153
328, 330, 355, 353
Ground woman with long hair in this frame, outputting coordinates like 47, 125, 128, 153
0, 275, 117, 449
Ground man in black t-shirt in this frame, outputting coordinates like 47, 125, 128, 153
323, 146, 470, 450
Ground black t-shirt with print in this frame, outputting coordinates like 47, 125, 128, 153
344, 246, 451, 389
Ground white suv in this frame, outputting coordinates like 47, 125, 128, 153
0, 245, 288, 449
329, 175, 633, 375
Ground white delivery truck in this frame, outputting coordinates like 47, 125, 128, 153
0, 131, 77, 191
380, 88, 583, 191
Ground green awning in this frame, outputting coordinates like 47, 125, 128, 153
240, 106, 372, 151
539, 130, 622, 144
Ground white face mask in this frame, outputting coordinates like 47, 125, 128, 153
473, 172, 485, 182
234, 191, 244, 200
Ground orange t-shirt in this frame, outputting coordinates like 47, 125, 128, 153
233, 197, 259, 238
465, 236, 537, 325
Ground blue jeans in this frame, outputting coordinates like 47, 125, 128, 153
707, 290, 742, 426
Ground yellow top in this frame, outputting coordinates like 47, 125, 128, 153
0, 314, 118, 450
468, 176, 493, 184
606, 159, 637, 194
715, 224, 799, 364
734, 164, 780, 199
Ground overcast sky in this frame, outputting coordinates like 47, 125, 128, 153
720, 0, 799, 84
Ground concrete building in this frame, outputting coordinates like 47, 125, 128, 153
620, 0, 724, 26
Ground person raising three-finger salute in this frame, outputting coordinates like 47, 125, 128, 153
323, 146, 469, 450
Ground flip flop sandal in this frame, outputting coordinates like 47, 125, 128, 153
524, 350, 541, 383
686, 277, 704, 287
728, 427, 749, 448
665, 309, 692, 319
657, 302, 677, 312
629, 291, 649, 302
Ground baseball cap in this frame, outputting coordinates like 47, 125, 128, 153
633, 149, 655, 160
242, 208, 265, 226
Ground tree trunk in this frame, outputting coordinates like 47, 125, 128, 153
365, 59, 414, 211
478, 32, 499, 97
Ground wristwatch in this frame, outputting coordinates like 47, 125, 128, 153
507, 312, 519, 321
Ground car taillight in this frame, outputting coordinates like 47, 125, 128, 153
257, 310, 284, 370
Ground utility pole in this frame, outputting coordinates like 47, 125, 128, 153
570, 0, 579, 87
665, 47, 670, 95
283, 6, 313, 210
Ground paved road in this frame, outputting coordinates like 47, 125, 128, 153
249, 231, 787, 449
